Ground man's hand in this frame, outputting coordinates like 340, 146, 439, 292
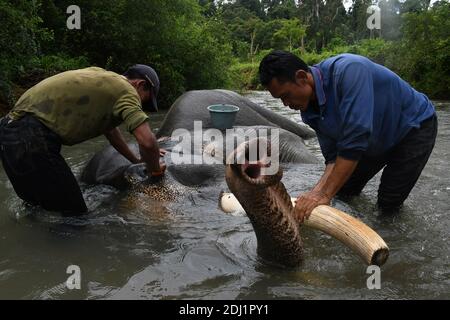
148, 161, 166, 177
294, 190, 331, 224
293, 157, 359, 224
133, 122, 162, 173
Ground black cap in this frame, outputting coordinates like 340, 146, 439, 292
124, 64, 160, 112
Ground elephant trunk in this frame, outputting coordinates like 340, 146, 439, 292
225, 138, 303, 267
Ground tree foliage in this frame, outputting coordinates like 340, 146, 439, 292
0, 0, 233, 109
216, 0, 449, 98
0, 0, 45, 105
273, 19, 307, 52
392, 1, 450, 98
0, 0, 448, 111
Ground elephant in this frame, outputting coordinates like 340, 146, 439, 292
155, 89, 315, 140
82, 90, 318, 189
81, 125, 317, 190
80, 91, 390, 268
80, 90, 320, 267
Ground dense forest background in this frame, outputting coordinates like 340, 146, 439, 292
0, 0, 449, 113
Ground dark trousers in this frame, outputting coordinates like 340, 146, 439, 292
337, 115, 438, 212
0, 115, 87, 215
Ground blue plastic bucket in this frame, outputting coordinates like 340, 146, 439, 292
207, 104, 240, 130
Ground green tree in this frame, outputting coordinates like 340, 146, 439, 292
219, 2, 264, 58
0, 0, 47, 106
378, 0, 402, 40
297, 0, 349, 51
36, 0, 233, 106
198, 0, 217, 17
392, 2, 450, 98
265, 0, 297, 20
348, 0, 373, 42
273, 18, 307, 51
254, 19, 285, 50
236, 0, 265, 18
400, 0, 433, 13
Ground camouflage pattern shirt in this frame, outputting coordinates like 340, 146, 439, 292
9, 67, 149, 145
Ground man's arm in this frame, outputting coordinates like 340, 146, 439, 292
294, 157, 358, 223
105, 127, 140, 164
316, 157, 358, 197
132, 121, 164, 174
312, 162, 335, 193
294, 62, 374, 223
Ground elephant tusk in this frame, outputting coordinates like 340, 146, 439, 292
220, 192, 389, 266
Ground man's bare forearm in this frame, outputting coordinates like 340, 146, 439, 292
133, 122, 162, 173
293, 157, 359, 223
105, 127, 140, 163
312, 162, 335, 193
139, 143, 161, 172
313, 157, 358, 198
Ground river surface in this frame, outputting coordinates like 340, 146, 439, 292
0, 92, 448, 300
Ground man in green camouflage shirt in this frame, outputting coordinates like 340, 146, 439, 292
0, 64, 165, 214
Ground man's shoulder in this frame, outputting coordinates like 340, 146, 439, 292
57, 67, 139, 102
81, 67, 126, 80
322, 53, 369, 64
57, 66, 106, 76
316, 54, 377, 81
81, 67, 137, 96
63, 67, 126, 80
318, 54, 372, 70
50, 66, 119, 83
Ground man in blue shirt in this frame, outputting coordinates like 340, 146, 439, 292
259, 50, 437, 221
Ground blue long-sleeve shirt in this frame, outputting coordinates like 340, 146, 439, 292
301, 54, 436, 164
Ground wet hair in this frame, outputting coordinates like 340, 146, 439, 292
259, 50, 309, 86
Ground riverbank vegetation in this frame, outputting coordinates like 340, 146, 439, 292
0, 0, 448, 114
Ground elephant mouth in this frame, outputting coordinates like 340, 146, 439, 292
241, 161, 262, 179
230, 138, 282, 187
